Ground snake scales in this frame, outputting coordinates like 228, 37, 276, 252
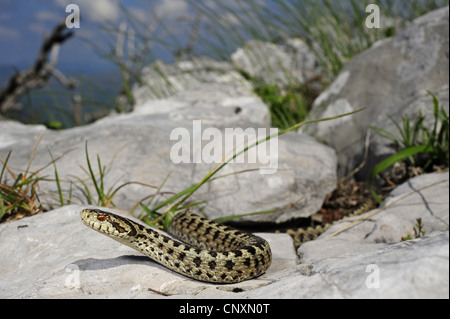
81, 208, 272, 283
81, 199, 374, 283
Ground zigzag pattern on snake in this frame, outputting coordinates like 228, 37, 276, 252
280, 199, 376, 248
81, 208, 272, 284
81, 199, 374, 284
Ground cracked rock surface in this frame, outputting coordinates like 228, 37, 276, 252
0, 172, 447, 298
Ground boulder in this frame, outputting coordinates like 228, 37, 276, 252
295, 171, 449, 298
302, 6, 449, 178
231, 38, 323, 88
0, 172, 447, 298
132, 57, 253, 105
0, 68, 336, 223
246, 231, 448, 299
0, 205, 297, 298
1, 5, 448, 300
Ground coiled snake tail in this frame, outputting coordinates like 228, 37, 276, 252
81, 208, 272, 283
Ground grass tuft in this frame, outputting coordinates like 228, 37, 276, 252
369, 91, 449, 202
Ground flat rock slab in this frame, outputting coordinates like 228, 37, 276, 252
0, 205, 297, 298
294, 171, 449, 298
0, 172, 447, 298
0, 90, 336, 223
245, 231, 448, 299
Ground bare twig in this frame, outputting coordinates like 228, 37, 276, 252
0, 18, 77, 114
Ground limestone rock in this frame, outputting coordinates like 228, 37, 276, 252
0, 43, 336, 223
245, 231, 448, 299
1, 5, 448, 301
132, 57, 253, 105
231, 38, 322, 88
0, 79, 336, 223
0, 205, 297, 298
302, 6, 449, 178
0, 171, 447, 298
296, 171, 449, 298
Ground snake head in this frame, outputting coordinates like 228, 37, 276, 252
81, 208, 137, 238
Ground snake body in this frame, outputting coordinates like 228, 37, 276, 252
281, 199, 376, 248
81, 208, 272, 283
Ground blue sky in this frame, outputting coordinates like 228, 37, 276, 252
0, 0, 280, 127
0, 0, 201, 73
1, 0, 447, 76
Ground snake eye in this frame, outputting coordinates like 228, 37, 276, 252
97, 215, 107, 221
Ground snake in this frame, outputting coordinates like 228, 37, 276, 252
81, 198, 375, 284
280, 198, 376, 248
81, 208, 272, 284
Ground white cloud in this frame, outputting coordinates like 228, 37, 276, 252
28, 22, 49, 35
127, 7, 147, 25
220, 12, 241, 26
0, 25, 19, 38
75, 27, 96, 39
155, 0, 190, 19
35, 10, 60, 22
54, 0, 120, 23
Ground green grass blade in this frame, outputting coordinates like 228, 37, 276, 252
135, 173, 171, 218
69, 174, 93, 205
85, 141, 104, 206
140, 108, 364, 228
0, 151, 12, 182
369, 125, 401, 145
369, 144, 434, 203
48, 149, 64, 206
0, 198, 6, 221
178, 108, 366, 209
12, 173, 23, 188
369, 144, 434, 182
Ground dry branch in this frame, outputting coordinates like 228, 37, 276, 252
0, 18, 77, 115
